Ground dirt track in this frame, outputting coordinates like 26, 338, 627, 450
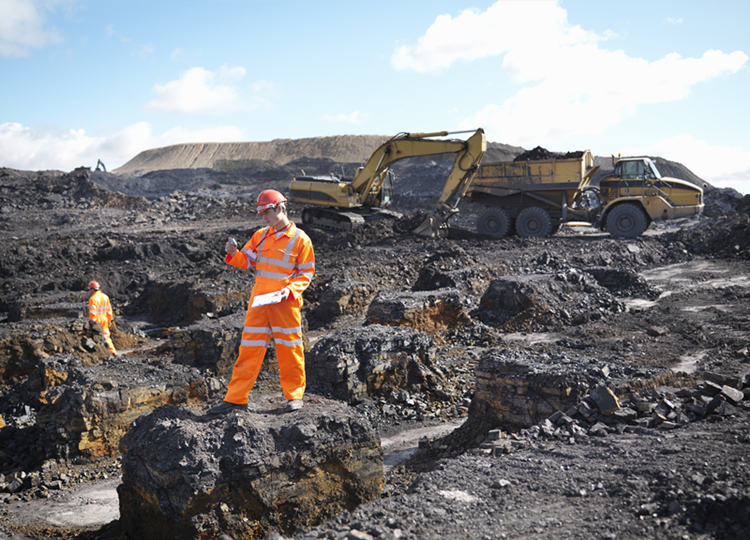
1, 162, 749, 539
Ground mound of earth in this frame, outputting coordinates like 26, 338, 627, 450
111, 136, 393, 177
112, 134, 526, 178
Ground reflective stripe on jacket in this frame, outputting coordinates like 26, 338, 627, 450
225, 222, 315, 301
88, 291, 113, 327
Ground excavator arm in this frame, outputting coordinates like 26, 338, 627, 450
289, 128, 486, 235
350, 129, 487, 210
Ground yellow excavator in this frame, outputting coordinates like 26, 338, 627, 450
288, 129, 486, 237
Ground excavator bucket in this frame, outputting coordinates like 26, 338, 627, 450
412, 213, 448, 238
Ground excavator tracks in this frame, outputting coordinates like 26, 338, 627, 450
300, 207, 403, 232
301, 208, 366, 231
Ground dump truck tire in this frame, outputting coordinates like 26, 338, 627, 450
516, 207, 552, 238
477, 208, 512, 237
607, 203, 648, 239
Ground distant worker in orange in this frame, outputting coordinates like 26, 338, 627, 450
212, 189, 315, 413
87, 280, 117, 356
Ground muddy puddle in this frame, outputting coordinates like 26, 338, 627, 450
0, 479, 120, 539
381, 420, 464, 471
623, 259, 750, 310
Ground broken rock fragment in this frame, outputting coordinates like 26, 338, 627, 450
588, 384, 621, 414
475, 272, 626, 330
720, 385, 744, 405
308, 278, 377, 320
411, 264, 485, 294
118, 394, 383, 540
365, 289, 471, 337
306, 324, 441, 403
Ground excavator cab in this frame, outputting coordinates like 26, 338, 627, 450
374, 170, 394, 208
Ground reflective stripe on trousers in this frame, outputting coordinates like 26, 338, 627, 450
225, 301, 305, 403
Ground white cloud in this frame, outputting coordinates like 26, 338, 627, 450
323, 110, 368, 124
171, 47, 186, 61
106, 24, 131, 43
664, 17, 683, 26
0, 0, 62, 58
391, 1, 603, 75
622, 135, 750, 195
393, 0, 747, 149
460, 48, 747, 145
144, 66, 272, 114
0, 121, 245, 172
139, 44, 155, 57
246, 79, 277, 111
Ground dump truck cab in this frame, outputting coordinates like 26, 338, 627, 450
615, 157, 659, 180
599, 157, 704, 238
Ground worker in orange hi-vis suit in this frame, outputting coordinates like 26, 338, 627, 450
87, 281, 117, 356
212, 189, 315, 414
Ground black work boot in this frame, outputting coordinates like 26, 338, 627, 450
208, 401, 248, 415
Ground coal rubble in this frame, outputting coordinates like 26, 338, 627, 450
294, 371, 750, 540
0, 164, 749, 540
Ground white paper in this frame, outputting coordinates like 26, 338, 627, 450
251, 290, 284, 308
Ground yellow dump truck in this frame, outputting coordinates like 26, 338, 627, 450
464, 151, 704, 239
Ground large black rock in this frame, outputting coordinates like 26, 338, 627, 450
117, 394, 383, 540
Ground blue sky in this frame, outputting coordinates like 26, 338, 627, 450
1, 0, 748, 194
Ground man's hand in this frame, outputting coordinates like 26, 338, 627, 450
280, 288, 291, 301
226, 237, 238, 257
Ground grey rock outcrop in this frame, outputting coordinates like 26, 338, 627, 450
475, 272, 626, 330
170, 314, 245, 379
32, 355, 212, 459
472, 349, 597, 430
306, 325, 441, 404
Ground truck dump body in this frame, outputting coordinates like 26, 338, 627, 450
474, 152, 593, 191
465, 150, 598, 220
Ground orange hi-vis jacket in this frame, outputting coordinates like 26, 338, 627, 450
223, 221, 315, 402
88, 291, 113, 328
226, 222, 315, 304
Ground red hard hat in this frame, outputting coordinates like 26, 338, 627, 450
88, 281, 100, 290
257, 189, 287, 213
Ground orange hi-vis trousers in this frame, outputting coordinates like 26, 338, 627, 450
224, 298, 306, 403
100, 325, 116, 355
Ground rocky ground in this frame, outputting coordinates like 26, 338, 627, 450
0, 158, 749, 539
